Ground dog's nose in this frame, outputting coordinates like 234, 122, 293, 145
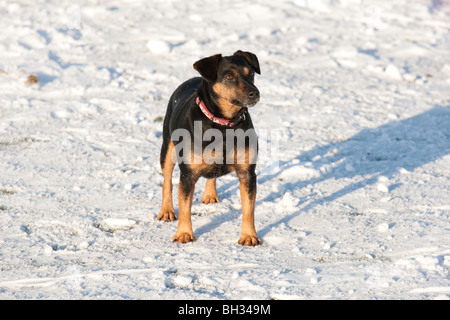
247, 89, 260, 99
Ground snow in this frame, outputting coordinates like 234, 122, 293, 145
1, 0, 450, 300
146, 39, 171, 55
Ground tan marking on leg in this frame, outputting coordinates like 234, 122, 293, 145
235, 147, 260, 246
237, 176, 260, 246
201, 178, 220, 204
157, 140, 176, 221
173, 177, 197, 243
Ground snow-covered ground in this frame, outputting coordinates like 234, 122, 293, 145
1, 0, 449, 300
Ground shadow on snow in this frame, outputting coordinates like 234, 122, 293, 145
257, 105, 450, 237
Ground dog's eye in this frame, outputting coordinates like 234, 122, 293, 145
224, 74, 234, 81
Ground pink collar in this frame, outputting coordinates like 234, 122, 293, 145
196, 97, 246, 127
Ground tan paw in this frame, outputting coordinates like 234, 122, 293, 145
201, 194, 220, 204
238, 234, 261, 246
157, 209, 177, 221
173, 232, 196, 243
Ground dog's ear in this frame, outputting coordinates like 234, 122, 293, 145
193, 54, 222, 82
234, 50, 261, 75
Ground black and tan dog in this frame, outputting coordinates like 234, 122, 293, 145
157, 50, 261, 246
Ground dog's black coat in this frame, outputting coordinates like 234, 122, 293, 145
158, 51, 262, 245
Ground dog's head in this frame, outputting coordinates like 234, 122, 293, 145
194, 51, 260, 117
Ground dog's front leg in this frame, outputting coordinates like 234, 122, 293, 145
237, 169, 261, 246
173, 171, 197, 243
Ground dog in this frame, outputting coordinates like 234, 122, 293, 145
157, 50, 261, 246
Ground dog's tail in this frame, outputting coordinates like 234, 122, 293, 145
160, 95, 174, 170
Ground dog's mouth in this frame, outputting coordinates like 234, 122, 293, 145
231, 97, 260, 108
245, 97, 260, 107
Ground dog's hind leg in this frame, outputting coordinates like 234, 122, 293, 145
201, 178, 220, 204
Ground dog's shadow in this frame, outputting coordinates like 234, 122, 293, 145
194, 105, 450, 240
257, 105, 450, 237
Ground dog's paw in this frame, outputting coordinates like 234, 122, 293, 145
201, 194, 220, 204
157, 209, 177, 221
173, 232, 196, 244
238, 234, 261, 246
